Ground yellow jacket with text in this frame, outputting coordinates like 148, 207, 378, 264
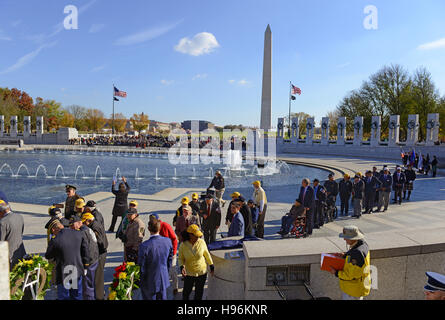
336, 240, 371, 298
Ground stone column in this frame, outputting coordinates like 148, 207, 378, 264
0, 116, 4, 137
353, 116, 363, 146
277, 118, 284, 144
260, 25, 272, 130
337, 117, 346, 145
0, 242, 10, 300
388, 115, 400, 147
321, 117, 330, 146
370, 116, 381, 147
426, 113, 440, 146
406, 114, 419, 147
36, 116, 44, 138
10, 116, 18, 138
23, 116, 31, 138
291, 117, 299, 144
306, 118, 315, 145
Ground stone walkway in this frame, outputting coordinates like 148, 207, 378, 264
11, 153, 444, 299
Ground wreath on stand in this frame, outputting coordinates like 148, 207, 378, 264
353, 122, 361, 130
108, 262, 141, 300
389, 121, 398, 130
10, 254, 53, 300
277, 123, 283, 130
306, 122, 313, 130
321, 123, 328, 130
291, 123, 298, 130
371, 121, 379, 130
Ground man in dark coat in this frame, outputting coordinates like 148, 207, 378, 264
339, 174, 353, 216
109, 177, 130, 232
199, 195, 221, 244
208, 170, 225, 206
138, 220, 173, 300
352, 175, 365, 218
65, 185, 82, 220
298, 179, 315, 235
82, 212, 108, 300
313, 179, 327, 228
0, 201, 26, 269
377, 167, 392, 212
393, 167, 406, 205
324, 173, 339, 217
45, 219, 89, 300
70, 215, 99, 300
363, 171, 381, 214
85, 200, 105, 229
403, 164, 416, 201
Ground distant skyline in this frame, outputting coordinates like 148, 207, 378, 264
1, 0, 445, 127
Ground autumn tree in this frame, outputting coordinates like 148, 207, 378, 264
130, 112, 150, 132
85, 109, 106, 132
67, 105, 88, 131
112, 113, 128, 133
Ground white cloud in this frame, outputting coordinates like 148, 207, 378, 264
192, 73, 207, 80
228, 79, 251, 86
91, 65, 106, 72
114, 20, 183, 46
89, 24, 105, 33
0, 42, 56, 75
336, 62, 351, 69
160, 80, 174, 86
174, 32, 219, 56
418, 38, 445, 51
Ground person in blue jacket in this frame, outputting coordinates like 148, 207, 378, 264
138, 220, 173, 300
227, 202, 244, 238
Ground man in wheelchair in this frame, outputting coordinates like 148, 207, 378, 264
277, 199, 305, 238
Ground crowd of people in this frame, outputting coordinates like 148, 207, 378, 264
0, 153, 444, 301
69, 134, 175, 148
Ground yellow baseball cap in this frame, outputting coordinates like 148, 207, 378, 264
81, 213, 95, 223
129, 200, 138, 207
252, 181, 261, 187
187, 224, 203, 238
191, 193, 199, 200
231, 192, 241, 198
181, 197, 190, 205
75, 198, 85, 209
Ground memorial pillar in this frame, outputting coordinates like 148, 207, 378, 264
306, 118, 315, 145
370, 116, 381, 147
337, 117, 346, 145
291, 117, 299, 144
36, 116, 44, 139
23, 116, 31, 138
406, 114, 419, 147
0, 116, 4, 137
321, 117, 330, 146
388, 115, 400, 147
426, 113, 440, 146
353, 116, 363, 146
10, 116, 18, 138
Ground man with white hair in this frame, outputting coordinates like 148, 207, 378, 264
0, 200, 26, 269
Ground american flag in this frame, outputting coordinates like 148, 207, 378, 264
114, 86, 127, 98
291, 84, 302, 95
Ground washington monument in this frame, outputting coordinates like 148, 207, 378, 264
260, 24, 272, 130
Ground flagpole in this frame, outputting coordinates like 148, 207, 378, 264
112, 84, 115, 136
288, 81, 292, 138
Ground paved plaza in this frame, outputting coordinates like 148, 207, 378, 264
8, 153, 444, 299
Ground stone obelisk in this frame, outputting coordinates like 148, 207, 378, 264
260, 25, 272, 131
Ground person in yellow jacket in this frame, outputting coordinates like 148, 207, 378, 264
328, 226, 371, 300
178, 224, 214, 300
252, 181, 267, 238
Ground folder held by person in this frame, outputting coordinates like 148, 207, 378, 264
321, 253, 345, 272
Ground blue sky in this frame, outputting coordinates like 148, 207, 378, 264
0, 0, 445, 127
